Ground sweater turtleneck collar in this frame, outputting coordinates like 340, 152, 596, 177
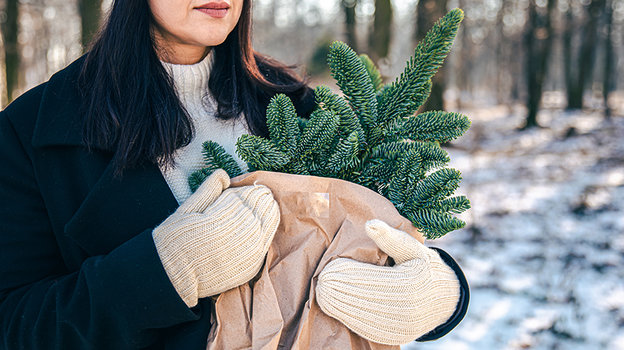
159, 50, 214, 109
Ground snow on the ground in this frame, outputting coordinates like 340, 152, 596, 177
403, 106, 624, 350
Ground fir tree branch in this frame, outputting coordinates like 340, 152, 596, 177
370, 141, 450, 172
236, 135, 291, 171
315, 85, 366, 149
395, 111, 471, 143
405, 209, 466, 239
189, 168, 216, 193
388, 149, 424, 206
435, 195, 471, 214
328, 41, 381, 145
359, 54, 383, 91
327, 131, 361, 175
297, 117, 308, 132
298, 109, 340, 157
408, 168, 462, 209
267, 94, 301, 158
200, 141, 243, 178
377, 9, 464, 131
190, 9, 470, 239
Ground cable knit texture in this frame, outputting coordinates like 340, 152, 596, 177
159, 51, 249, 204
316, 219, 460, 345
152, 170, 281, 308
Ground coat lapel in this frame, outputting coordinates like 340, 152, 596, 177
63, 159, 179, 256
32, 54, 88, 149
30, 54, 179, 256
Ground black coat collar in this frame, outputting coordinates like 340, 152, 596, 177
32, 54, 89, 148
28, 54, 180, 256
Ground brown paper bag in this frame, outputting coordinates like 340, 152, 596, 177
206, 171, 425, 350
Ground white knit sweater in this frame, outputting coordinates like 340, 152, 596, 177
159, 51, 248, 204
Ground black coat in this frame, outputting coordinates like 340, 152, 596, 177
0, 55, 468, 350
0, 55, 220, 349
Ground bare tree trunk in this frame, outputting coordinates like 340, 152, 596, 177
602, 0, 614, 119
563, 8, 575, 109
567, 0, 606, 109
523, 0, 557, 129
416, 0, 448, 112
2, 0, 19, 103
454, 0, 468, 110
269, 0, 277, 23
79, 0, 103, 52
495, 0, 511, 105
342, 0, 358, 52
369, 0, 393, 63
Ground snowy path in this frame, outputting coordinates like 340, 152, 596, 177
403, 107, 624, 350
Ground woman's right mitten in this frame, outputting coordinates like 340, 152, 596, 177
152, 169, 281, 308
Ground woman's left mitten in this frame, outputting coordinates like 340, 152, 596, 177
315, 219, 460, 345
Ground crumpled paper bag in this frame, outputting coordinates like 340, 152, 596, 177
206, 171, 425, 350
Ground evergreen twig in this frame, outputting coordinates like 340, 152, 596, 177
191, 9, 471, 239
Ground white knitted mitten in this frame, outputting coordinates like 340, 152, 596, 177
316, 219, 460, 345
153, 169, 280, 308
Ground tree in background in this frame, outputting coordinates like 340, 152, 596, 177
602, 0, 615, 118
3, 0, 623, 115
78, 0, 103, 52
368, 0, 393, 63
494, 0, 511, 105
416, 0, 447, 112
562, 5, 574, 110
1, 0, 19, 103
342, 0, 358, 52
564, 0, 606, 110
523, 0, 556, 129
452, 0, 469, 110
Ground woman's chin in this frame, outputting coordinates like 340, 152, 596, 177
199, 35, 231, 47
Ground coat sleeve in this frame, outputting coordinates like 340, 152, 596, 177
0, 110, 201, 349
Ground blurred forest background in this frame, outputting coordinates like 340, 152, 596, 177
1, 0, 623, 118
1, 0, 623, 349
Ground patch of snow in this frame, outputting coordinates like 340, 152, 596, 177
404, 107, 624, 350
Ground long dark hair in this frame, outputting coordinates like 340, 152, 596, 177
78, 0, 309, 174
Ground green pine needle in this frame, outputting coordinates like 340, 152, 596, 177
297, 117, 308, 132
410, 168, 462, 208
378, 9, 464, 130
388, 149, 424, 206
328, 41, 380, 145
375, 83, 397, 110
315, 85, 366, 148
189, 168, 215, 193
267, 94, 300, 158
298, 109, 340, 157
358, 158, 396, 192
327, 131, 361, 175
236, 135, 291, 171
436, 195, 471, 214
405, 209, 466, 239
200, 141, 243, 178
370, 141, 450, 172
397, 111, 471, 143
359, 54, 383, 91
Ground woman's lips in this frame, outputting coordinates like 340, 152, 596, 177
194, 2, 229, 18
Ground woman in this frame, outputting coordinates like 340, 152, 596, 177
0, 0, 468, 349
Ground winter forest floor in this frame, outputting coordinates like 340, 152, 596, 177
402, 104, 624, 350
